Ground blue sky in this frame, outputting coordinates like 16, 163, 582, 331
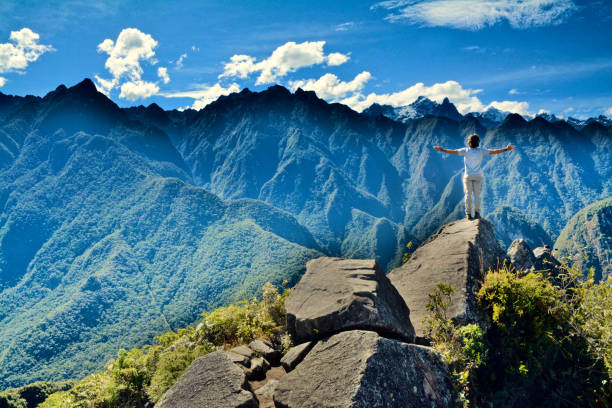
1, 0, 611, 118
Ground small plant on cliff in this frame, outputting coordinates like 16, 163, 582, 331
424, 284, 487, 407
401, 241, 414, 264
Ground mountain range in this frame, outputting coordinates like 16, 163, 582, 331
0, 79, 610, 388
362, 97, 612, 130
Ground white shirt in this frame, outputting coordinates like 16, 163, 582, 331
457, 147, 491, 176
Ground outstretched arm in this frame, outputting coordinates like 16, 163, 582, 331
433, 145, 460, 155
489, 143, 516, 155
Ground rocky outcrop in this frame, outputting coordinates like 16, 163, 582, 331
285, 258, 415, 343
533, 246, 562, 275
273, 330, 453, 408
156, 350, 258, 408
508, 239, 536, 271
388, 219, 506, 340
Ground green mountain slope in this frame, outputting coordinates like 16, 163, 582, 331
555, 198, 612, 282
0, 87, 322, 388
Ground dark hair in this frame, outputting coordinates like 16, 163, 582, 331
468, 134, 480, 148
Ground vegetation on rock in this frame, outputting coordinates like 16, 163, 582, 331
36, 283, 289, 408
426, 265, 611, 407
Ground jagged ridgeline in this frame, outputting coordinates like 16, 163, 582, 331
0, 79, 610, 389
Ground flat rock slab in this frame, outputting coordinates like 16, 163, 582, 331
273, 330, 453, 408
389, 219, 506, 340
281, 341, 316, 372
249, 338, 281, 364
285, 257, 415, 343
156, 350, 257, 408
231, 345, 255, 359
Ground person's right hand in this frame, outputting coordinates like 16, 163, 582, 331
433, 145, 442, 151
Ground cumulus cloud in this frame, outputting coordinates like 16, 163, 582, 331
372, 0, 576, 30
336, 79, 530, 115
0, 28, 53, 85
162, 82, 241, 110
289, 71, 371, 100
219, 41, 350, 85
157, 67, 170, 84
119, 80, 160, 101
605, 107, 612, 116
487, 100, 530, 116
327, 52, 350, 66
95, 28, 162, 100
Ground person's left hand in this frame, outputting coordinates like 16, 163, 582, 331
507, 143, 516, 151
433, 145, 442, 151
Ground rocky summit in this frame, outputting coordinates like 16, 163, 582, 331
388, 219, 507, 340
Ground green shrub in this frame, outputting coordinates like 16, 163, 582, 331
0, 381, 74, 408
475, 265, 610, 407
425, 265, 611, 407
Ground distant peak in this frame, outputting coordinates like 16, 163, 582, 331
441, 97, 451, 105
530, 116, 549, 126
501, 113, 527, 128
70, 78, 99, 94
264, 84, 291, 96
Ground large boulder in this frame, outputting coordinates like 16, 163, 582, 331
388, 219, 506, 340
508, 238, 536, 271
273, 330, 453, 408
156, 350, 257, 408
533, 246, 562, 276
285, 257, 415, 343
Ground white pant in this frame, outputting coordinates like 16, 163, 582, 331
463, 174, 482, 215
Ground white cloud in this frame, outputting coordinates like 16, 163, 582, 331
289, 71, 371, 100
335, 22, 355, 31
327, 52, 350, 66
176, 53, 187, 69
95, 28, 162, 100
119, 80, 160, 101
336, 79, 530, 115
508, 88, 518, 95
162, 82, 241, 110
191, 45, 199, 52
488, 100, 530, 116
0, 28, 53, 82
157, 67, 170, 84
605, 107, 612, 116
0, 76, 5, 87
373, 0, 576, 30
538, 109, 550, 114
219, 41, 350, 85
339, 80, 485, 113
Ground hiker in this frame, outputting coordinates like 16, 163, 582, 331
434, 134, 515, 220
